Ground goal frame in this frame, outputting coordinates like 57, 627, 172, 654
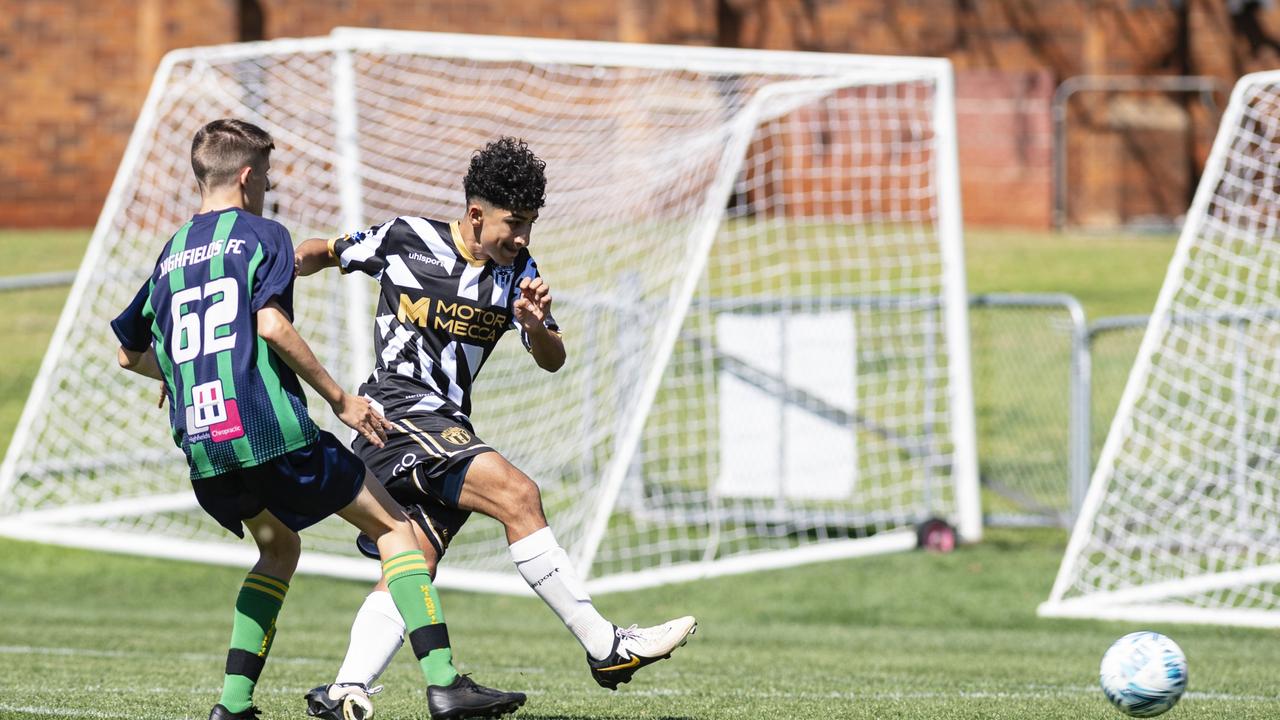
1038, 69, 1280, 628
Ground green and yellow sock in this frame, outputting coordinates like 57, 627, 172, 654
218, 572, 288, 712
383, 550, 458, 687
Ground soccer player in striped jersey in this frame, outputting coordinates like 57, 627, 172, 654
294, 137, 696, 720
111, 119, 524, 720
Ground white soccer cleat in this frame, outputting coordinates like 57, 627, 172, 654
587, 616, 698, 690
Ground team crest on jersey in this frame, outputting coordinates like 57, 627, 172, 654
440, 426, 471, 445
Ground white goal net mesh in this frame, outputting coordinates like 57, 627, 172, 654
0, 30, 975, 592
1042, 72, 1280, 626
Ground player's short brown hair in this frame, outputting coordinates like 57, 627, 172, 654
191, 119, 274, 192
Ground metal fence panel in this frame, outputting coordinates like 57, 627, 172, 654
969, 294, 1085, 527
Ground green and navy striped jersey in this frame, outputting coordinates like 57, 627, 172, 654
111, 208, 319, 479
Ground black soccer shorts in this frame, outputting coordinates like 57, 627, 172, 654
352, 412, 492, 557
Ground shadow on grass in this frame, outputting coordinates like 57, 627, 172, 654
519, 716, 695, 720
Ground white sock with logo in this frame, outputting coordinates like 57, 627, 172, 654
333, 590, 405, 692
509, 526, 615, 660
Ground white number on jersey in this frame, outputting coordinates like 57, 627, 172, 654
170, 278, 239, 363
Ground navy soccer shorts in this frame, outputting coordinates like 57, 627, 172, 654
191, 430, 366, 537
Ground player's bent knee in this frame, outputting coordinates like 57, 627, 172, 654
254, 529, 301, 575
502, 472, 547, 528
513, 476, 543, 512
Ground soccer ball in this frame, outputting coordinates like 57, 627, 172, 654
1099, 631, 1188, 717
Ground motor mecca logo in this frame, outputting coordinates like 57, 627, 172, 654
397, 293, 509, 342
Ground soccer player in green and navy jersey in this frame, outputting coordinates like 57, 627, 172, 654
111, 119, 524, 720
294, 138, 697, 720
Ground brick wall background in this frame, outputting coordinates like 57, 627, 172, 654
5, 0, 1280, 228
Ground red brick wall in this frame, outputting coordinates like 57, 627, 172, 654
956, 70, 1054, 228
5, 0, 1280, 228
0, 0, 229, 226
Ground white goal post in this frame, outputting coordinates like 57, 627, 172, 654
0, 28, 978, 594
1040, 70, 1280, 627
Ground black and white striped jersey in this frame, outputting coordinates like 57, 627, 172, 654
329, 216, 558, 421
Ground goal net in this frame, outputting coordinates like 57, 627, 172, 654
1040, 71, 1280, 627
0, 28, 977, 593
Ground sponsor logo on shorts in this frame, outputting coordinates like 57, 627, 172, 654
395, 452, 419, 477
440, 426, 471, 445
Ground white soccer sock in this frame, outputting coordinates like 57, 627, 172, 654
510, 526, 615, 660
333, 590, 406, 690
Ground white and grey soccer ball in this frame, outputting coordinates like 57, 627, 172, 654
1099, 631, 1188, 717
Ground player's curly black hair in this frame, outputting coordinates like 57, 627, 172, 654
463, 136, 547, 211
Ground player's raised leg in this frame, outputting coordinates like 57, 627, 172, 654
209, 510, 301, 720
460, 451, 697, 690
329, 473, 526, 720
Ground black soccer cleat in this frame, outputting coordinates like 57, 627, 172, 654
588, 616, 698, 690
426, 674, 526, 720
304, 683, 376, 720
209, 705, 261, 720
355, 532, 381, 560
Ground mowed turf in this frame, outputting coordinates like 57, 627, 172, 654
9, 228, 1278, 719
1, 529, 1279, 719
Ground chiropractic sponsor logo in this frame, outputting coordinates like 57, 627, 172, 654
159, 238, 246, 276
397, 294, 509, 342
420, 584, 440, 623
259, 619, 276, 656
408, 251, 444, 268
440, 426, 471, 445
185, 379, 245, 443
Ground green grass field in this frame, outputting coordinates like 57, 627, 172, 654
7, 227, 1280, 719
3, 529, 1279, 719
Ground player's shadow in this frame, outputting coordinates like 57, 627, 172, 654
519, 716, 695, 720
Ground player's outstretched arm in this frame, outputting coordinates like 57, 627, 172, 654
294, 237, 339, 277
256, 299, 391, 447
515, 276, 565, 372
116, 346, 164, 381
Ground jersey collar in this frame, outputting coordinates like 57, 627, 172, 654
449, 220, 487, 267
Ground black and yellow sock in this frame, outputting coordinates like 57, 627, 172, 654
218, 572, 288, 712
383, 550, 458, 687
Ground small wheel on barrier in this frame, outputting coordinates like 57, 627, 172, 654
916, 517, 957, 553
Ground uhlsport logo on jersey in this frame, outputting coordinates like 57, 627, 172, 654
440, 426, 471, 445
185, 379, 245, 443
407, 251, 444, 268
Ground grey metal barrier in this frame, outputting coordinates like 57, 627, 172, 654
0, 271, 77, 292
1052, 74, 1227, 230
969, 293, 1089, 527
1085, 315, 1149, 474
